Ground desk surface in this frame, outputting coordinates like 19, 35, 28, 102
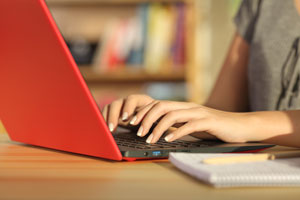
1, 133, 300, 200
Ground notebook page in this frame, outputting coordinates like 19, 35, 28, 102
169, 153, 300, 188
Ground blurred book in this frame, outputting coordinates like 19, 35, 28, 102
66, 37, 98, 66
171, 3, 185, 70
92, 3, 186, 74
144, 3, 175, 73
95, 19, 127, 71
127, 3, 148, 67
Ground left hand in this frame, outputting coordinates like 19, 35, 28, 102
133, 101, 255, 144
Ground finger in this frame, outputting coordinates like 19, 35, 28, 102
102, 105, 108, 122
164, 119, 211, 142
121, 95, 140, 122
142, 102, 200, 139
139, 102, 202, 139
130, 100, 157, 126
138, 101, 170, 138
133, 101, 158, 138
107, 98, 124, 132
148, 109, 198, 143
122, 94, 153, 123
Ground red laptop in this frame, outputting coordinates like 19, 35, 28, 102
0, 0, 274, 161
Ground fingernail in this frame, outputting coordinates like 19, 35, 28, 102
122, 112, 128, 121
137, 126, 143, 137
130, 116, 137, 125
146, 134, 153, 144
109, 123, 114, 132
165, 134, 174, 142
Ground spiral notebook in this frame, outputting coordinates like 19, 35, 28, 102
169, 153, 300, 188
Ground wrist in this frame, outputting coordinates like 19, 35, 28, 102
242, 111, 294, 143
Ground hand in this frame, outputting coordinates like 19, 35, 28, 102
101, 94, 199, 134
132, 102, 256, 144
102, 95, 255, 144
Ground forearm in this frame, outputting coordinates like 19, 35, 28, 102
205, 32, 249, 112
246, 110, 300, 148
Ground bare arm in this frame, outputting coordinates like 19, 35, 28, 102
244, 110, 300, 148
205, 32, 249, 112
203, 32, 300, 147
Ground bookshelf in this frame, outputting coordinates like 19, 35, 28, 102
46, 0, 200, 104
79, 67, 185, 84
46, 0, 195, 6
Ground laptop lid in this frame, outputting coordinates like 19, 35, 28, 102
0, 0, 122, 160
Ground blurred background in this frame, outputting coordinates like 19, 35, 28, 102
0, 0, 241, 134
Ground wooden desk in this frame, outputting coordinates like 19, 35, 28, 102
1, 133, 300, 200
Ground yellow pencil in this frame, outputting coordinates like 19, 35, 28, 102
202, 152, 300, 165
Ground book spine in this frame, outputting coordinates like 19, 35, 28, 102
93, 2, 186, 73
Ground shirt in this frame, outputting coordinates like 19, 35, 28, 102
234, 0, 300, 111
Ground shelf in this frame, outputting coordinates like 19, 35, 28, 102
79, 67, 185, 84
46, 0, 191, 6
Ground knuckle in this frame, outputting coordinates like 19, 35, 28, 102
110, 102, 116, 107
140, 94, 149, 99
188, 120, 199, 129
111, 98, 124, 108
165, 111, 177, 120
152, 100, 159, 105
155, 102, 166, 112
126, 95, 136, 101
110, 100, 120, 107
142, 94, 153, 101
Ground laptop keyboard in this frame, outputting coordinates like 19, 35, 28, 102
113, 133, 219, 149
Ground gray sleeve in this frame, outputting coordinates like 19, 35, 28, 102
234, 0, 262, 44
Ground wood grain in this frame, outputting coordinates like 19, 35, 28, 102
1, 133, 300, 200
